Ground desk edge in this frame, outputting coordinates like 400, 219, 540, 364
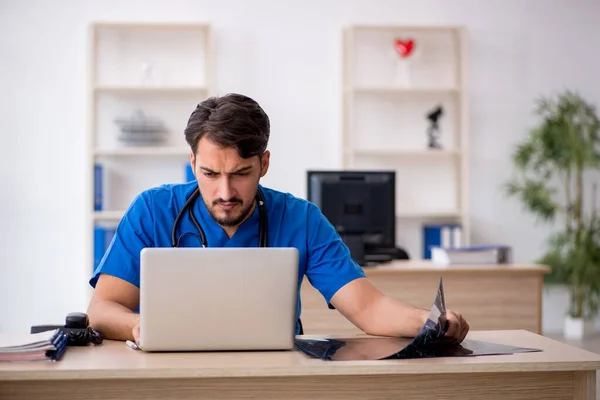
2, 360, 600, 381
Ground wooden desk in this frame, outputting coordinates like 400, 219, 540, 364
300, 261, 551, 335
1, 330, 599, 399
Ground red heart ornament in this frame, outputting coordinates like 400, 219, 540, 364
394, 38, 415, 58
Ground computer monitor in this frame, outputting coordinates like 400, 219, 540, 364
306, 170, 396, 265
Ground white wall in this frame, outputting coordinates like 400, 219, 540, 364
1, 0, 599, 333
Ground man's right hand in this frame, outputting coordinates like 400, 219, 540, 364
132, 316, 141, 344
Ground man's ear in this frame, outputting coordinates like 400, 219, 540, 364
189, 152, 196, 177
260, 150, 270, 177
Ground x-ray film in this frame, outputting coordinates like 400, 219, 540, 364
295, 277, 541, 361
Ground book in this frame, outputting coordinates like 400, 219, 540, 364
94, 163, 103, 211
431, 245, 512, 265
294, 277, 540, 361
422, 224, 462, 259
0, 328, 69, 362
93, 225, 116, 272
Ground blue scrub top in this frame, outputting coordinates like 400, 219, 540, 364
90, 181, 366, 334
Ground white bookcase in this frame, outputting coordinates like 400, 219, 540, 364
341, 25, 470, 260
86, 22, 212, 291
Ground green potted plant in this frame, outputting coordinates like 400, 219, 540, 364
504, 89, 600, 339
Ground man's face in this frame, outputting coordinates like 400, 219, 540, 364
190, 136, 270, 228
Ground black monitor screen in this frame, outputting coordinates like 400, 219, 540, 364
306, 170, 396, 249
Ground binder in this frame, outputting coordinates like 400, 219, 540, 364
422, 224, 462, 259
0, 329, 69, 362
94, 163, 103, 211
93, 226, 116, 272
93, 226, 105, 271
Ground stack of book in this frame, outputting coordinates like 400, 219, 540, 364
0, 328, 69, 362
430, 245, 512, 265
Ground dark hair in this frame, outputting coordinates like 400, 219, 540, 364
184, 93, 270, 159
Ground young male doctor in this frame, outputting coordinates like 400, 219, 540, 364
87, 93, 469, 344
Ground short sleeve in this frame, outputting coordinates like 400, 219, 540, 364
305, 203, 366, 309
89, 192, 155, 288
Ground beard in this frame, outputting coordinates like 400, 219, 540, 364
204, 192, 256, 228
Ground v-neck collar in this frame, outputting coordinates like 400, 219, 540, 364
195, 191, 261, 247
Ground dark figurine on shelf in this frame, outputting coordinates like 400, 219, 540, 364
426, 105, 444, 149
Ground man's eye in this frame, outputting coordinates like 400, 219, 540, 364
203, 172, 216, 177
236, 172, 249, 176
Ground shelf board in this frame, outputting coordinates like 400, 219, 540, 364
396, 211, 462, 219
349, 149, 459, 158
94, 147, 190, 157
93, 210, 125, 221
95, 211, 461, 222
93, 85, 208, 94
350, 86, 459, 95
349, 25, 461, 33
93, 22, 211, 31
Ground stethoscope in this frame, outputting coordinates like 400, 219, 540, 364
171, 187, 268, 248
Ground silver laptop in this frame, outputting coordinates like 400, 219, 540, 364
139, 247, 299, 352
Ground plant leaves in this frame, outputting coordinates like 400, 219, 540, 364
505, 90, 600, 318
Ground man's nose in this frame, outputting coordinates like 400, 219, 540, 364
218, 177, 235, 200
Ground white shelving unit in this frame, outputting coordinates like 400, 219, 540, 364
341, 25, 469, 260
86, 22, 212, 291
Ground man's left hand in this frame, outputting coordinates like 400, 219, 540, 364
443, 311, 469, 344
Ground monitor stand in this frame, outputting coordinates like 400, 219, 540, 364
341, 234, 366, 266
